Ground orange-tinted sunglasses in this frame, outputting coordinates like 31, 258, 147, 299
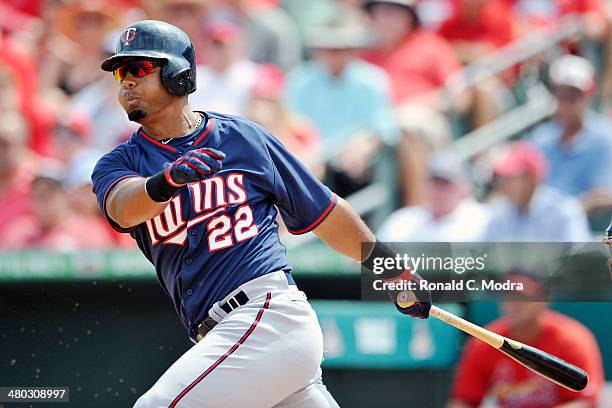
113, 60, 161, 81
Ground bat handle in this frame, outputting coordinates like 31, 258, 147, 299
430, 305, 504, 348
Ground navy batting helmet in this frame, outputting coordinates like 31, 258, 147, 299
101, 20, 196, 96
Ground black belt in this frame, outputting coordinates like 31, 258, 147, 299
196, 290, 249, 342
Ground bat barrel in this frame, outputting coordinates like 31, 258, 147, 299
499, 340, 589, 392
430, 306, 589, 392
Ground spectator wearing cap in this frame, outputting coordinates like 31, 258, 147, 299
482, 141, 591, 241
361, 0, 462, 106
448, 272, 604, 408
530, 55, 612, 214
378, 152, 490, 241
285, 14, 397, 195
246, 65, 322, 175
190, 19, 260, 116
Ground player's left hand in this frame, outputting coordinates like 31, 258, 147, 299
385, 270, 432, 319
145, 148, 226, 203
165, 148, 226, 186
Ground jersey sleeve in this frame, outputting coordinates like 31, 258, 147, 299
91, 145, 142, 233
261, 128, 337, 234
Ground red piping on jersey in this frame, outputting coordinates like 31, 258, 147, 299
139, 129, 178, 152
288, 193, 338, 235
193, 118, 215, 146
138, 116, 215, 151
168, 292, 272, 408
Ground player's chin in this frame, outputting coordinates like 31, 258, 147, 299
127, 108, 148, 122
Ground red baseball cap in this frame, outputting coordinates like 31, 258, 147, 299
202, 20, 241, 43
251, 64, 284, 99
494, 141, 548, 183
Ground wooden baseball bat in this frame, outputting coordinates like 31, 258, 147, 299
429, 305, 589, 392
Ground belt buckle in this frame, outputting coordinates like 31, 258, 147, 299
196, 317, 217, 342
226, 296, 241, 311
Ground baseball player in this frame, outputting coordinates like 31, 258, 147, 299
92, 20, 431, 408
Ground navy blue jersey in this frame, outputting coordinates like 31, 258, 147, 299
92, 112, 336, 338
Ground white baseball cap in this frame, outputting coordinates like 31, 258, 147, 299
549, 55, 595, 93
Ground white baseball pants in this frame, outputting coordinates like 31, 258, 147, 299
133, 271, 339, 408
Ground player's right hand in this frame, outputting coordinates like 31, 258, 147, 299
164, 148, 226, 186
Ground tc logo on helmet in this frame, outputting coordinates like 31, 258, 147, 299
122, 28, 137, 45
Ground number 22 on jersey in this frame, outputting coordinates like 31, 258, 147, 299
144, 174, 258, 250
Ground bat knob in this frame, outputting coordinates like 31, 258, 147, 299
396, 291, 415, 308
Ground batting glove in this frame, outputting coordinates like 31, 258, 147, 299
384, 270, 432, 319
361, 240, 432, 319
146, 148, 226, 202
165, 148, 225, 186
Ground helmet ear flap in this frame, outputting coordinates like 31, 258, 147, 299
160, 60, 195, 96
173, 70, 196, 95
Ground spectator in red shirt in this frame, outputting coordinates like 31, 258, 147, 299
448, 275, 604, 408
0, 110, 36, 244
361, 0, 462, 106
0, 41, 53, 155
507, 0, 608, 41
436, 0, 517, 126
438, 0, 515, 63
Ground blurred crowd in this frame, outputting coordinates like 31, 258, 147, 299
3, 0, 612, 249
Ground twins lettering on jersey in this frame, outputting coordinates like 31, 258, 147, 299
145, 173, 258, 250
